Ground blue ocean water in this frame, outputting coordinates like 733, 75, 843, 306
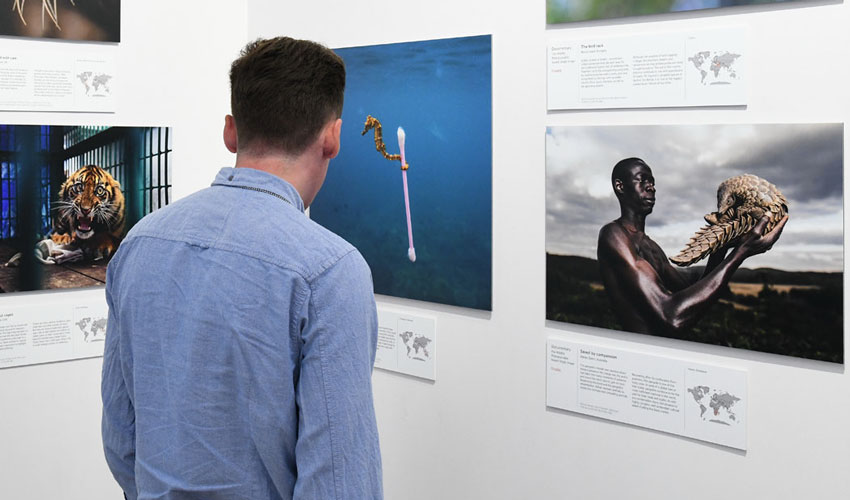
311, 35, 492, 310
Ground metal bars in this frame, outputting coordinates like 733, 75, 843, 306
141, 127, 171, 214
0, 126, 18, 239
63, 126, 172, 217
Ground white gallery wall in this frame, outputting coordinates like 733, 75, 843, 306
0, 0, 847, 499
248, 0, 849, 499
0, 2, 247, 499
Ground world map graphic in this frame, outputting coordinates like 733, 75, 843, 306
399, 330, 432, 362
688, 51, 741, 86
688, 385, 741, 426
74, 316, 107, 343
77, 71, 112, 96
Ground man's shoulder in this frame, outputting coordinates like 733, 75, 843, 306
300, 218, 369, 281
598, 220, 645, 263
124, 187, 214, 237
122, 186, 362, 281
598, 220, 626, 245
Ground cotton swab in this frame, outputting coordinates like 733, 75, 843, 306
398, 127, 416, 262
360, 115, 417, 262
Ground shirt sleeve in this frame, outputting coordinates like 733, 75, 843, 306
294, 250, 383, 500
101, 260, 138, 500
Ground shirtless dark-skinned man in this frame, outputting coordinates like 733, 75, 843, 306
597, 157, 789, 336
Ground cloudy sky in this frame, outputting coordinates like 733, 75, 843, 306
546, 123, 844, 272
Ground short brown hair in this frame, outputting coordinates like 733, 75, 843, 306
229, 37, 345, 155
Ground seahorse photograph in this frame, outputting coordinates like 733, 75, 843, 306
547, 0, 816, 24
0, 125, 171, 292
546, 123, 843, 362
309, 35, 492, 310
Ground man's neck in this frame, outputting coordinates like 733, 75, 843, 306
235, 153, 295, 178
617, 210, 646, 233
234, 150, 318, 206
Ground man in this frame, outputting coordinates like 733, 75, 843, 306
597, 157, 788, 335
101, 37, 383, 499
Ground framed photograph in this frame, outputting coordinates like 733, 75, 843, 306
1, 0, 120, 42
311, 35, 493, 310
546, 123, 843, 363
547, 0, 815, 24
0, 125, 171, 292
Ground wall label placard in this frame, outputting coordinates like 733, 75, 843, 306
548, 26, 747, 110
0, 47, 115, 112
547, 336, 748, 450
375, 309, 436, 381
0, 298, 108, 369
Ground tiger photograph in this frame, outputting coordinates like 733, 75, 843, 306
0, 125, 172, 293
49, 164, 126, 262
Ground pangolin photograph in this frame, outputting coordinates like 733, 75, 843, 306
546, 123, 843, 363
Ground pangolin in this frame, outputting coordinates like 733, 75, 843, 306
670, 174, 788, 266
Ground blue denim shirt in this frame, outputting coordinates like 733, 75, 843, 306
101, 167, 383, 499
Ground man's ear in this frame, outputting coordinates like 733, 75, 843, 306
613, 178, 624, 195
321, 118, 342, 159
223, 115, 238, 153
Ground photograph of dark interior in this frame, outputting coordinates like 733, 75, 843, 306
1, 0, 120, 41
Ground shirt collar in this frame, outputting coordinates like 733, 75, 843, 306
212, 167, 306, 213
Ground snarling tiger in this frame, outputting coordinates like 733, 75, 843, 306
51, 164, 126, 260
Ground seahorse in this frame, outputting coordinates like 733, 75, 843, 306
361, 115, 409, 170
670, 174, 788, 267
